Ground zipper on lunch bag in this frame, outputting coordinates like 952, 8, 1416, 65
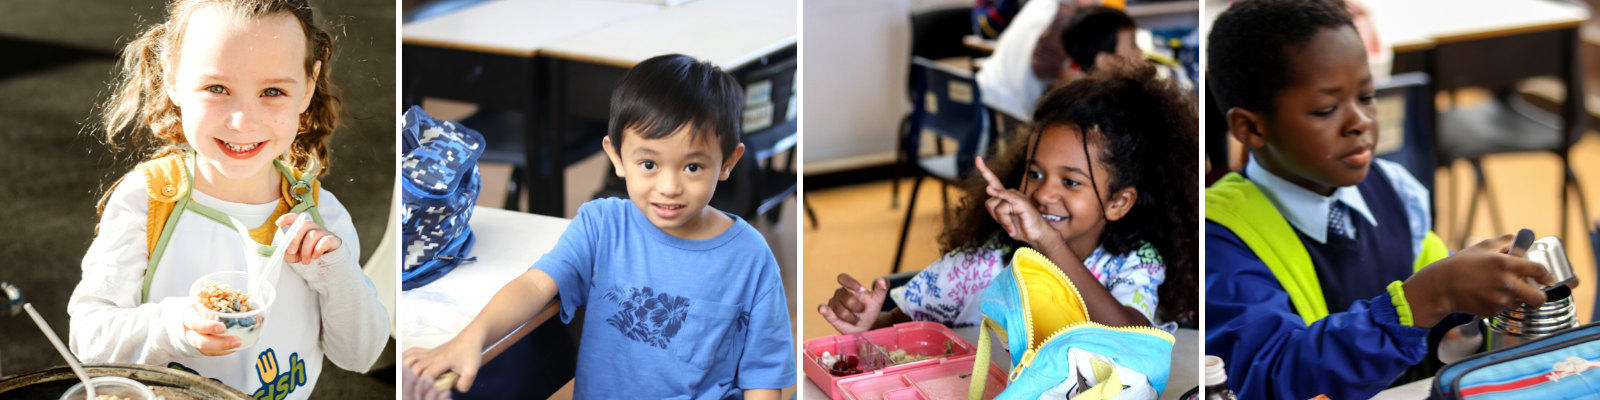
1005, 248, 1174, 381
1435, 324, 1600, 399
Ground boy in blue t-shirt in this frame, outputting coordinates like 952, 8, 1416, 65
405, 54, 795, 399
1204, 1, 1557, 399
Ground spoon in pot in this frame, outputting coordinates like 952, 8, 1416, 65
23, 303, 94, 400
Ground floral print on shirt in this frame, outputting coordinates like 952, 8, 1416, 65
889, 238, 1176, 333
603, 286, 691, 349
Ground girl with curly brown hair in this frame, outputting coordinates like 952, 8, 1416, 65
821, 64, 1198, 335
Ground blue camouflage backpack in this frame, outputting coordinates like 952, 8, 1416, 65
401, 106, 484, 290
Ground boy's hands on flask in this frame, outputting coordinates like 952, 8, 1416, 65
975, 157, 1071, 257
1404, 234, 1555, 328
275, 213, 341, 264
182, 304, 240, 356
819, 274, 888, 335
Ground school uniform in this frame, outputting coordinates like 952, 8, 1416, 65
1204, 156, 1464, 400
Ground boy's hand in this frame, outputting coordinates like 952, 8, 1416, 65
275, 214, 341, 264
1403, 234, 1554, 328
402, 365, 452, 400
182, 304, 240, 356
976, 157, 1069, 252
819, 274, 888, 335
401, 337, 483, 393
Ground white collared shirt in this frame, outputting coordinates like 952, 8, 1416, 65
1244, 155, 1432, 257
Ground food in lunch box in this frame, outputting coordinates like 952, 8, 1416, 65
820, 342, 952, 377
197, 280, 252, 313
822, 352, 864, 376
887, 348, 938, 364
95, 396, 127, 400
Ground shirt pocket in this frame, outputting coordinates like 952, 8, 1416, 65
671, 299, 741, 370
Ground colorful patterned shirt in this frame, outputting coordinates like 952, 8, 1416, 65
889, 238, 1177, 333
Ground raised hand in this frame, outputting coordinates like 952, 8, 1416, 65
818, 274, 889, 335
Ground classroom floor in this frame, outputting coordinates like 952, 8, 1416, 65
1436, 131, 1600, 324
800, 179, 961, 342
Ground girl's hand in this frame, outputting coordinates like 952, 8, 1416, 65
275, 214, 342, 264
182, 304, 240, 356
818, 274, 888, 335
401, 337, 483, 393
975, 157, 1067, 251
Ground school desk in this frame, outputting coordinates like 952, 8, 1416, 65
399, 206, 568, 363
799, 327, 1202, 400
1373, 378, 1433, 400
1128, 0, 1202, 30
1373, 0, 1590, 241
401, 0, 660, 217
537, 0, 798, 214
404, 0, 797, 217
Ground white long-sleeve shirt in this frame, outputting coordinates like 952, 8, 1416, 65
68, 170, 389, 399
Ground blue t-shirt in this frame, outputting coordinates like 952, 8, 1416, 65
533, 198, 796, 399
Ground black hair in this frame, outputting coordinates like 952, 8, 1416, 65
1207, 0, 1354, 114
608, 54, 744, 160
1060, 5, 1136, 71
940, 65, 1200, 324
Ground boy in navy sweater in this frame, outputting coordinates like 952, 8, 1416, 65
1204, 1, 1556, 399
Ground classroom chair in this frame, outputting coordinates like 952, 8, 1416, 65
455, 109, 609, 213
1373, 72, 1438, 198
892, 56, 998, 273
893, 4, 987, 209
711, 49, 800, 225
1431, 27, 1591, 249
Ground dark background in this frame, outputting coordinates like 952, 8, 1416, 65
0, 0, 396, 398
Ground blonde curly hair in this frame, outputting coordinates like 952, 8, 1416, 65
97, 0, 341, 179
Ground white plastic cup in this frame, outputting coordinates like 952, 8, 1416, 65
189, 271, 275, 350
59, 377, 157, 400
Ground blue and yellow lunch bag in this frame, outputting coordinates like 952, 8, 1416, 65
969, 247, 1176, 400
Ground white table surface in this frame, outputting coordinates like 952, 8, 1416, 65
1202, 0, 1589, 53
401, 0, 660, 57
1373, 378, 1434, 400
1365, 0, 1589, 52
541, 0, 798, 70
401, 206, 571, 352
800, 327, 1200, 400
593, 0, 701, 6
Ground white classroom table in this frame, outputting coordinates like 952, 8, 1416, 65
800, 327, 1201, 400
541, 0, 799, 69
1374, 378, 1435, 400
1203, 0, 1589, 53
400, 0, 660, 57
596, 0, 701, 6
400, 206, 570, 357
1364, 0, 1589, 53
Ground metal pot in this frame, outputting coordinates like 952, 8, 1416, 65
0, 364, 249, 400
1486, 235, 1581, 351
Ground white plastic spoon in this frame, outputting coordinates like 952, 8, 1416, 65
250, 212, 313, 298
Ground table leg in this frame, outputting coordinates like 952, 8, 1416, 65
523, 57, 568, 217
